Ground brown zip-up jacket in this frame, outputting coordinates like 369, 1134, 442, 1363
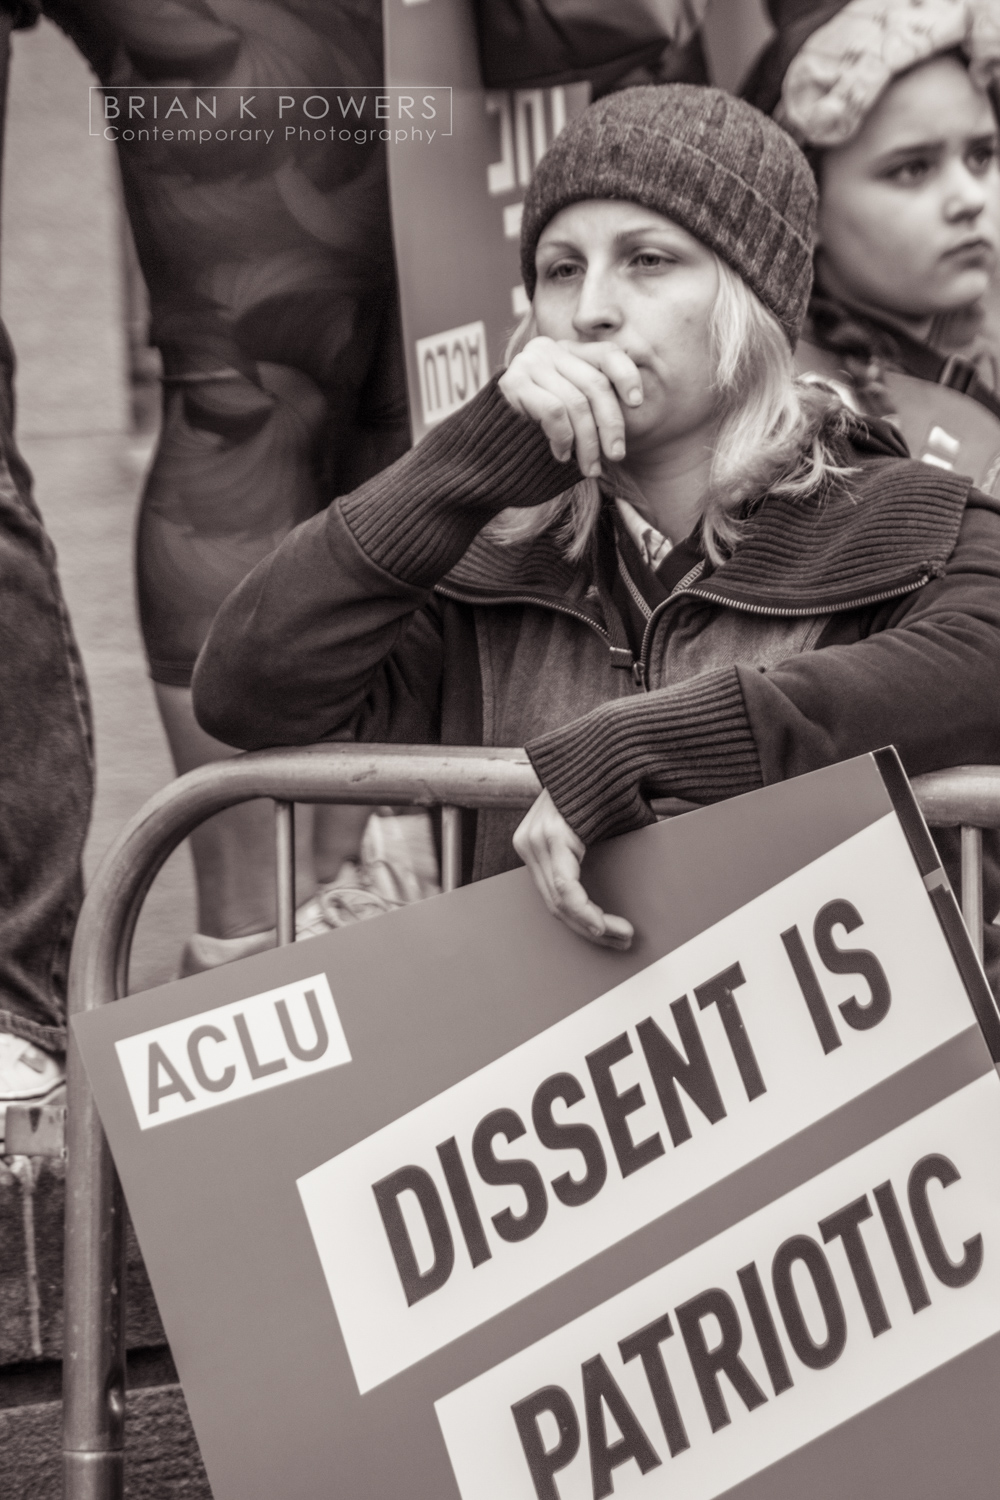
193, 377, 1000, 983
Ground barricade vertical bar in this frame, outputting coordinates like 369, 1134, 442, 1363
63, 1034, 125, 1500
275, 800, 296, 946
441, 805, 462, 892
960, 823, 984, 962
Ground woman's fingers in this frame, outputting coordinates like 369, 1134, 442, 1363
503, 384, 570, 464
550, 349, 629, 468
498, 337, 640, 473
516, 348, 607, 473
523, 370, 604, 472
499, 352, 585, 466
559, 340, 644, 415
513, 791, 634, 951
546, 837, 634, 949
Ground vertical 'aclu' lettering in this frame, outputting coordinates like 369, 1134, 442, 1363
275, 988, 328, 1062
233, 1011, 286, 1080
148, 1042, 194, 1115
186, 1025, 235, 1093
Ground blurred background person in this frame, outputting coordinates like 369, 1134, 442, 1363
745, 0, 1000, 489
0, 0, 93, 1134
43, 0, 421, 972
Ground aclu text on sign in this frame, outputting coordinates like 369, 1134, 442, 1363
417, 321, 489, 426
116, 974, 351, 1128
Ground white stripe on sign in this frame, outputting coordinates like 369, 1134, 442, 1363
436, 1073, 1000, 1500
297, 814, 978, 1394
116, 974, 350, 1128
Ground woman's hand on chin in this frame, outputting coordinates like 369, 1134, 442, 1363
498, 337, 643, 478
513, 789, 634, 951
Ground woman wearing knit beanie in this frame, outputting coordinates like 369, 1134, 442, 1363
193, 83, 1000, 986
745, 0, 1000, 487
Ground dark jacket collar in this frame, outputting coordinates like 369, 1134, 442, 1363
437, 424, 973, 619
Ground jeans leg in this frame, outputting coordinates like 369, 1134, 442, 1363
0, 321, 93, 1055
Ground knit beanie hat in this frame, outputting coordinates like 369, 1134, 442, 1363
520, 84, 817, 349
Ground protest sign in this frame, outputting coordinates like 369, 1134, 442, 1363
73, 751, 1000, 1500
383, 0, 590, 441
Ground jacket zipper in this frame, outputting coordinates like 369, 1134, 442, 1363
439, 568, 933, 690
634, 561, 706, 687
435, 585, 612, 643
675, 574, 933, 619
634, 566, 931, 691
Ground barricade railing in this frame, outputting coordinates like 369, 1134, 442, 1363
59, 746, 1000, 1500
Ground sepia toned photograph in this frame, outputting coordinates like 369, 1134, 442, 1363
1, 2, 1000, 1497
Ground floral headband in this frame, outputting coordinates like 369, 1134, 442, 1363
778, 0, 1000, 146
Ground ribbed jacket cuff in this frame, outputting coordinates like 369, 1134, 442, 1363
526, 668, 763, 844
339, 376, 579, 587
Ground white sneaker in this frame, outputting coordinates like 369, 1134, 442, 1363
0, 1033, 65, 1103
0, 1034, 65, 1150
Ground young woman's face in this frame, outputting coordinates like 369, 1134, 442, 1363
816, 53, 1000, 325
532, 200, 720, 458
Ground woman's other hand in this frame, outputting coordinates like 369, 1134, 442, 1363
498, 337, 643, 477
513, 789, 634, 950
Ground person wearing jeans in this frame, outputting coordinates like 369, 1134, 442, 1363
0, 307, 93, 1128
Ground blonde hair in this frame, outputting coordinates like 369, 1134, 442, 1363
488, 255, 851, 566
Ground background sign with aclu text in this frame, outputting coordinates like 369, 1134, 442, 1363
74, 753, 1000, 1500
383, 0, 776, 442
384, 0, 590, 440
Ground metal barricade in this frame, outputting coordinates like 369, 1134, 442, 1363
60, 748, 1000, 1499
